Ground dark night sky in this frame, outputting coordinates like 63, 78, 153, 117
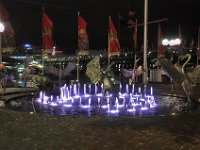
1, 0, 200, 54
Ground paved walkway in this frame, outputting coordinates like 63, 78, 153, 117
0, 109, 200, 150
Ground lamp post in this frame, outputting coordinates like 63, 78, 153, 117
0, 22, 5, 63
162, 38, 181, 46
143, 0, 148, 84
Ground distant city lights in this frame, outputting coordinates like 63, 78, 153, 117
23, 43, 33, 49
52, 46, 56, 56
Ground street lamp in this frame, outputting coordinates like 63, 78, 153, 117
162, 38, 181, 47
0, 22, 5, 63
162, 38, 181, 54
162, 38, 182, 65
162, 39, 169, 46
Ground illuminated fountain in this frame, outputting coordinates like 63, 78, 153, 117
35, 83, 157, 116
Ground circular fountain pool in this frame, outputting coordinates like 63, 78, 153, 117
5, 83, 191, 116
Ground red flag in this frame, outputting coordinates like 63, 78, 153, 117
0, 2, 15, 49
0, 2, 14, 35
158, 23, 165, 58
78, 15, 89, 55
133, 19, 137, 50
0, 2, 9, 20
42, 12, 54, 49
128, 10, 136, 27
108, 17, 121, 56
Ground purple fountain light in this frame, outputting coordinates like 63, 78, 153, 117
35, 83, 157, 116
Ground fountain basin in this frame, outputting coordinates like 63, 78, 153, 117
4, 83, 194, 116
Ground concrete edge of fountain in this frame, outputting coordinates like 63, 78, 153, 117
0, 87, 39, 106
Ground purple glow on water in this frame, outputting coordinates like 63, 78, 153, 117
109, 109, 119, 114
63, 104, 72, 107
126, 84, 129, 94
74, 95, 80, 99
81, 105, 91, 108
50, 102, 58, 106
119, 93, 127, 98
141, 106, 149, 111
34, 83, 158, 116
105, 93, 113, 98
127, 107, 136, 112
84, 94, 91, 97
150, 86, 153, 95
95, 83, 98, 94
138, 87, 141, 94
96, 93, 103, 97
102, 105, 109, 109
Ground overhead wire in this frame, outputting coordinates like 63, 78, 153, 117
17, 0, 126, 15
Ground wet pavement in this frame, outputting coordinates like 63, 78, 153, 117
0, 108, 200, 150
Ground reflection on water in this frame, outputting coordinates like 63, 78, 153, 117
5, 83, 192, 116
6, 95, 189, 116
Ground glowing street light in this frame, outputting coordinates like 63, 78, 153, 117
0, 22, 5, 63
162, 39, 169, 46
0, 23, 5, 32
174, 38, 181, 46
162, 38, 181, 46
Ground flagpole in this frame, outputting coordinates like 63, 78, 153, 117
108, 16, 111, 65
178, 24, 181, 39
134, 19, 138, 50
76, 11, 80, 82
118, 12, 121, 42
143, 0, 148, 84
41, 5, 44, 75
0, 11, 2, 63
76, 54, 80, 82
133, 19, 137, 82
157, 22, 160, 69
59, 59, 62, 87
41, 49, 44, 75
197, 26, 200, 66
179, 24, 181, 59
